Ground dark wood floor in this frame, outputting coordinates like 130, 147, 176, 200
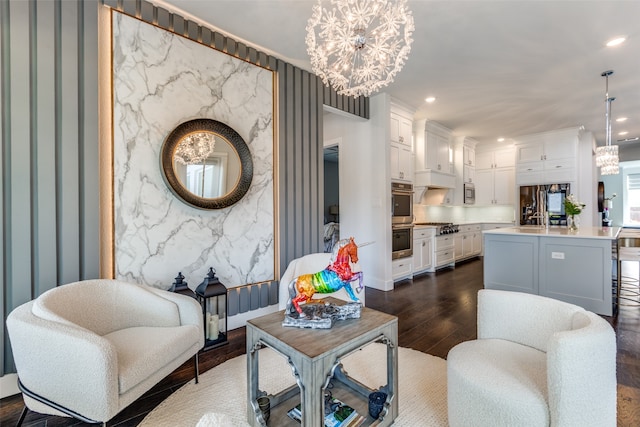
1, 258, 638, 426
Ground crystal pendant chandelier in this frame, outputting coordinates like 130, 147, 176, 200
174, 132, 216, 165
595, 70, 619, 175
305, 0, 414, 98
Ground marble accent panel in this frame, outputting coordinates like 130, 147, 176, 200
112, 13, 274, 289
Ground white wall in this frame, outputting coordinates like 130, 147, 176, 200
323, 93, 392, 291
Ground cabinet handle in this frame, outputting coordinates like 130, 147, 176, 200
437, 164, 441, 170
422, 242, 426, 247
399, 136, 404, 142
527, 168, 533, 171
555, 165, 561, 168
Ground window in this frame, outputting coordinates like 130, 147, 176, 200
623, 170, 640, 226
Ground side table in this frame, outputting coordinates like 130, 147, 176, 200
246, 298, 398, 427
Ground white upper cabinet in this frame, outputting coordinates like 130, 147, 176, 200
390, 112, 413, 146
514, 127, 581, 185
415, 120, 453, 173
476, 148, 515, 169
475, 145, 515, 206
389, 103, 414, 182
413, 119, 456, 190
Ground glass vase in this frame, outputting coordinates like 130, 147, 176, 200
568, 214, 579, 231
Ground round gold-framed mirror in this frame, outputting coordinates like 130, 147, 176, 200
161, 119, 253, 210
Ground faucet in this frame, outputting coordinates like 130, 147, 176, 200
526, 188, 547, 227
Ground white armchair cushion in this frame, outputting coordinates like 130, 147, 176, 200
105, 325, 201, 394
447, 339, 549, 426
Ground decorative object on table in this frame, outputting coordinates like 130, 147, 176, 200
563, 194, 586, 231
284, 237, 363, 327
288, 391, 361, 426
368, 390, 388, 420
305, 0, 414, 98
256, 396, 270, 424
195, 267, 228, 350
282, 299, 363, 329
595, 70, 619, 176
602, 193, 617, 227
170, 272, 197, 299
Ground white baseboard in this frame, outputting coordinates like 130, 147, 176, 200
0, 373, 20, 399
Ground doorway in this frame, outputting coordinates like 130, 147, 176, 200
323, 143, 340, 252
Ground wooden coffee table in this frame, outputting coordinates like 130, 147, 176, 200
246, 298, 398, 427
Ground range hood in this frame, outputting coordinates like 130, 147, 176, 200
414, 185, 451, 205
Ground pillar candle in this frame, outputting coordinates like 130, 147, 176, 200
205, 312, 211, 338
208, 314, 219, 340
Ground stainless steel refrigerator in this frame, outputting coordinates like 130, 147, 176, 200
519, 183, 570, 226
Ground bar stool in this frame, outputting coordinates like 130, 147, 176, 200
616, 236, 640, 313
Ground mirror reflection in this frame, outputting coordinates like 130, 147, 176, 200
173, 132, 241, 199
161, 118, 253, 210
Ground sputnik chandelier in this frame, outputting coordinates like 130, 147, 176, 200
174, 132, 216, 165
305, 0, 415, 98
595, 70, 619, 175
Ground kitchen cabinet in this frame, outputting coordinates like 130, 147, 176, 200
433, 234, 455, 270
475, 146, 515, 206
413, 120, 455, 190
392, 257, 413, 282
480, 222, 515, 255
476, 147, 515, 170
415, 120, 453, 174
390, 104, 414, 183
515, 127, 580, 185
413, 226, 435, 275
390, 142, 413, 182
483, 227, 618, 315
463, 144, 476, 168
453, 137, 478, 205
454, 224, 482, 261
475, 167, 515, 205
390, 111, 412, 147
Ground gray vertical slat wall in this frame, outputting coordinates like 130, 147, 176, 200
1, 0, 101, 376
1, 0, 368, 376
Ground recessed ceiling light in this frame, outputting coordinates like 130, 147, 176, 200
619, 131, 629, 136
618, 137, 639, 143
497, 138, 505, 142
616, 117, 628, 122
425, 96, 436, 103
606, 36, 626, 47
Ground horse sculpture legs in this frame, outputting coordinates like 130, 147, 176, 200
286, 271, 364, 316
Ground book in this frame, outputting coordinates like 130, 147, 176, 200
287, 396, 361, 427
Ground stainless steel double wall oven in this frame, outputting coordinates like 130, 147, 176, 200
391, 182, 413, 259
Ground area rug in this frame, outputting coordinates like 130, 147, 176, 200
140, 343, 448, 426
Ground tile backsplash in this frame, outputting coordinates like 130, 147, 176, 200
414, 204, 516, 224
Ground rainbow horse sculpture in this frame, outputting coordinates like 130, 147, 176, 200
286, 237, 363, 316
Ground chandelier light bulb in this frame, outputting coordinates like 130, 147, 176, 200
306, 0, 415, 98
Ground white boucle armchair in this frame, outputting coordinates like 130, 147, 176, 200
6, 279, 204, 426
447, 289, 617, 427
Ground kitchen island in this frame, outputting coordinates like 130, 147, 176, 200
483, 226, 621, 315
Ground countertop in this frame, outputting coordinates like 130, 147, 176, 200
482, 226, 621, 240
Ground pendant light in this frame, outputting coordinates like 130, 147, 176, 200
595, 70, 619, 175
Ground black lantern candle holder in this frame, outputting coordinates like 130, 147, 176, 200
169, 272, 197, 299
195, 267, 228, 350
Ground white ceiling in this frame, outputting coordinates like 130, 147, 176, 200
155, 0, 640, 147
